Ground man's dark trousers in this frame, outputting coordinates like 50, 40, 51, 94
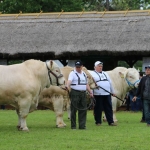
70, 89, 87, 129
94, 95, 114, 125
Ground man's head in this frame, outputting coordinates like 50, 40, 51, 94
75, 60, 83, 73
94, 61, 103, 72
145, 65, 150, 76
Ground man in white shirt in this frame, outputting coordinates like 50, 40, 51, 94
90, 61, 117, 126
67, 60, 93, 129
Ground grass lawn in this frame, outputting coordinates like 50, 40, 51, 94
0, 110, 149, 150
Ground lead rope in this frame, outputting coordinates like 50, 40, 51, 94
70, 93, 95, 111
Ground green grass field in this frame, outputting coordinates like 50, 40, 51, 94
0, 110, 149, 150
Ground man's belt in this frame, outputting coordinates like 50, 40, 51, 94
71, 89, 86, 93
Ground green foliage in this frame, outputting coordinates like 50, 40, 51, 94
110, 0, 141, 10
8, 60, 23, 65
0, 110, 149, 150
118, 60, 142, 71
83, 0, 106, 11
0, 0, 83, 13
1, 0, 150, 13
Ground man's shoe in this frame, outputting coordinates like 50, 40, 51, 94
109, 123, 117, 126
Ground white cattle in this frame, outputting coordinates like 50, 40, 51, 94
89, 67, 139, 122
38, 85, 69, 128
0, 59, 65, 131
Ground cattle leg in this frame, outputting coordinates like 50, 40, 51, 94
67, 105, 71, 119
16, 109, 21, 129
18, 100, 31, 131
53, 96, 66, 128
113, 111, 117, 122
66, 97, 71, 119
112, 98, 118, 122
103, 97, 118, 122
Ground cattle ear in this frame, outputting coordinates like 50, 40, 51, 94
119, 72, 125, 78
50, 60, 53, 69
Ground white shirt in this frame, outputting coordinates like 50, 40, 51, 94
68, 69, 87, 91
90, 70, 114, 95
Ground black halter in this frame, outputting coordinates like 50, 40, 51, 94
45, 61, 63, 86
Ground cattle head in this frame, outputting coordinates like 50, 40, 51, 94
119, 68, 140, 89
46, 60, 65, 86
82, 67, 98, 89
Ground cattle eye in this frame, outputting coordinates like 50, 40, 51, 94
55, 70, 59, 72
129, 76, 133, 79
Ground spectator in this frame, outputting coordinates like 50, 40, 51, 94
67, 60, 93, 130
90, 61, 117, 126
132, 66, 150, 126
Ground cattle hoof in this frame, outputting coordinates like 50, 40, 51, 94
19, 127, 29, 132
17, 125, 21, 129
58, 126, 65, 128
68, 117, 70, 119
56, 124, 66, 128
18, 127, 22, 131
103, 119, 107, 122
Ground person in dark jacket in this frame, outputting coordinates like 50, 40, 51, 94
132, 65, 150, 126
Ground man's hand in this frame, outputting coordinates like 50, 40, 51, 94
132, 96, 137, 102
89, 93, 94, 98
66, 86, 71, 92
112, 94, 116, 97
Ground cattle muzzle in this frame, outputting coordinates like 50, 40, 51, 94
125, 78, 140, 88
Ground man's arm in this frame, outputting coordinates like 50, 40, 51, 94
132, 77, 143, 102
86, 84, 93, 97
67, 80, 72, 92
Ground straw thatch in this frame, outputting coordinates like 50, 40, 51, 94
0, 15, 150, 59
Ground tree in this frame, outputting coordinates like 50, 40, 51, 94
0, 0, 83, 13
109, 0, 150, 10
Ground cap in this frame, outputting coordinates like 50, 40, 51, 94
145, 65, 150, 69
75, 60, 83, 67
94, 61, 103, 67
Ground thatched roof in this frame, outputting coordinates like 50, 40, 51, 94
0, 13, 150, 60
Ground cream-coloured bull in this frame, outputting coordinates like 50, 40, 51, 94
107, 67, 139, 122
61, 66, 97, 119
38, 85, 69, 128
89, 67, 139, 122
0, 59, 65, 131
